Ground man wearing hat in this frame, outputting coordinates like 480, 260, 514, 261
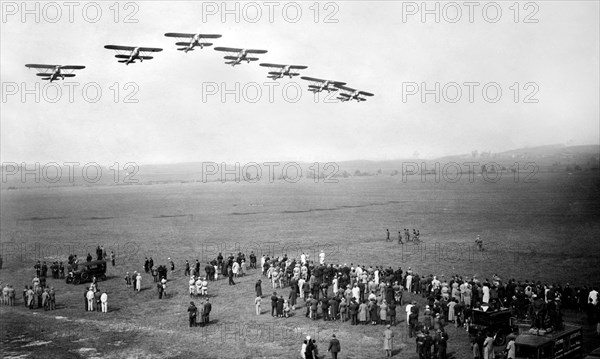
328, 334, 341, 359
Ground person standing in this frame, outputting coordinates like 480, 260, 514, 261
438, 328, 449, 359
383, 325, 394, 357
100, 291, 108, 312
110, 251, 115, 266
203, 298, 211, 324
125, 272, 132, 288
48, 287, 55, 310
304, 336, 315, 359
86, 289, 94, 311
255, 279, 263, 297
188, 301, 197, 327
505, 334, 516, 359
483, 332, 495, 359
271, 292, 278, 317
386, 229, 390, 242
94, 290, 101, 312
184, 260, 190, 276
328, 334, 341, 359
228, 265, 235, 285
255, 296, 262, 315
136, 272, 142, 292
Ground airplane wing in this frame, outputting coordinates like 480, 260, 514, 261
301, 76, 325, 83
138, 47, 163, 52
338, 92, 351, 97
335, 84, 356, 92
60, 65, 85, 70
104, 45, 136, 51
164, 32, 195, 38
259, 63, 285, 68
246, 49, 268, 54
214, 47, 243, 53
289, 65, 308, 70
358, 91, 374, 97
198, 34, 222, 39
25, 64, 57, 69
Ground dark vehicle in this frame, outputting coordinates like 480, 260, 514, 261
66, 260, 107, 284
514, 323, 582, 359
469, 307, 515, 346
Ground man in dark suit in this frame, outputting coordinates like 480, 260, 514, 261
328, 334, 341, 359
349, 299, 359, 325
187, 301, 197, 327
203, 299, 211, 324
271, 292, 278, 317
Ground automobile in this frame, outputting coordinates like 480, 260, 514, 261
514, 323, 583, 359
65, 260, 107, 284
468, 307, 515, 346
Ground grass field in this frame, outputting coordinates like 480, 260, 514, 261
1, 171, 599, 358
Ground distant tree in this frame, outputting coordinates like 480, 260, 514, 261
472, 150, 478, 158
377, 169, 382, 175
354, 170, 362, 176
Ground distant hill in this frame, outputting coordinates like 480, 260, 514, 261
1, 144, 598, 189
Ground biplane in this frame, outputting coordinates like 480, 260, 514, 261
300, 76, 346, 93
214, 47, 268, 66
335, 84, 374, 102
164, 32, 222, 53
259, 63, 308, 80
104, 45, 163, 65
24, 64, 85, 82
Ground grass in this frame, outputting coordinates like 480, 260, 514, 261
1, 171, 599, 358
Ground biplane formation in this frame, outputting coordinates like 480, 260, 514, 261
24, 64, 85, 82
25, 30, 374, 101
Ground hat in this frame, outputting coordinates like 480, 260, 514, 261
332, 334, 336, 338
387, 324, 391, 328
306, 335, 311, 340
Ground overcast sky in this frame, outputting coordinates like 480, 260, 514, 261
1, 1, 598, 164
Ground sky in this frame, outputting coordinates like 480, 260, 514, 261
1, 1, 599, 164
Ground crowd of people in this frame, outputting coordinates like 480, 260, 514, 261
248, 250, 600, 358
5, 242, 600, 358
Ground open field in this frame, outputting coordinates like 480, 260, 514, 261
1, 170, 599, 358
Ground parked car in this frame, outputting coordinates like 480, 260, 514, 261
66, 260, 107, 284
468, 307, 515, 346
514, 323, 583, 359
